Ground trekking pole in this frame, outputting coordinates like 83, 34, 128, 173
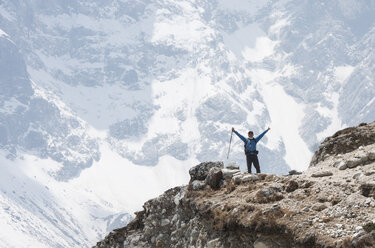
227, 129, 233, 159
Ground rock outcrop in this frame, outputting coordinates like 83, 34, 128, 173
95, 122, 375, 248
310, 122, 375, 167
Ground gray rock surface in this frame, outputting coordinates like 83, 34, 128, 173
221, 168, 240, 179
311, 171, 333, 178
226, 163, 240, 170
310, 122, 375, 166
190, 180, 206, 191
205, 167, 223, 190
189, 161, 223, 181
337, 161, 347, 170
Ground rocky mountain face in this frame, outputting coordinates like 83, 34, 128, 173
310, 122, 375, 167
1, 1, 375, 246
95, 121, 375, 248
0, 30, 100, 180
1, 0, 375, 176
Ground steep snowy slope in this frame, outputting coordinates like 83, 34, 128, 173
0, 28, 196, 247
0, 29, 100, 180
0, 29, 129, 247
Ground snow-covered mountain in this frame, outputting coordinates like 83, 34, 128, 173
0, 0, 374, 247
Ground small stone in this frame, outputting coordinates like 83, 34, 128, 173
160, 219, 170, 227
261, 188, 274, 196
226, 163, 239, 170
221, 169, 240, 179
364, 170, 375, 176
205, 167, 223, 190
233, 171, 242, 177
312, 203, 327, 211
302, 207, 310, 212
355, 226, 363, 232
352, 230, 366, 239
337, 161, 347, 170
232, 175, 243, 184
241, 174, 259, 182
335, 224, 343, 228
286, 180, 299, 192
254, 238, 274, 248
367, 150, 375, 160
156, 240, 165, 248
355, 153, 368, 163
332, 160, 341, 167
311, 171, 333, 177
288, 170, 302, 175
190, 180, 206, 191
353, 173, 364, 180
346, 158, 361, 168
322, 216, 331, 222
360, 182, 375, 197
189, 161, 223, 181
207, 238, 221, 248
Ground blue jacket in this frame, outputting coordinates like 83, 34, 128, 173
234, 129, 268, 152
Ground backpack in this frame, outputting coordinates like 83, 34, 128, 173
244, 139, 258, 155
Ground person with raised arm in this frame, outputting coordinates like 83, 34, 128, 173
232, 127, 270, 173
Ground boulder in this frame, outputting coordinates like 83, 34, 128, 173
232, 174, 243, 184
226, 162, 239, 170
242, 174, 259, 182
160, 219, 170, 227
360, 182, 375, 198
289, 170, 302, 175
309, 122, 375, 167
221, 168, 240, 179
312, 203, 327, 211
286, 180, 299, 192
337, 161, 347, 170
365, 170, 375, 176
190, 180, 206, 191
346, 158, 362, 168
254, 187, 283, 203
205, 167, 223, 190
254, 239, 274, 248
189, 161, 223, 181
368, 150, 375, 160
311, 171, 333, 178
261, 188, 275, 197
353, 173, 364, 180
233, 171, 242, 177
207, 238, 221, 248
355, 153, 369, 164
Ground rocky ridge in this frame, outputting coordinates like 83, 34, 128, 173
95, 122, 375, 248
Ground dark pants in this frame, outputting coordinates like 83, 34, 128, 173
246, 154, 261, 173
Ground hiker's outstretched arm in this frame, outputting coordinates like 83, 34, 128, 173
233, 130, 247, 143
255, 129, 269, 142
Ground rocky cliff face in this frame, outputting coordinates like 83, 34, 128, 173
95, 122, 375, 248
